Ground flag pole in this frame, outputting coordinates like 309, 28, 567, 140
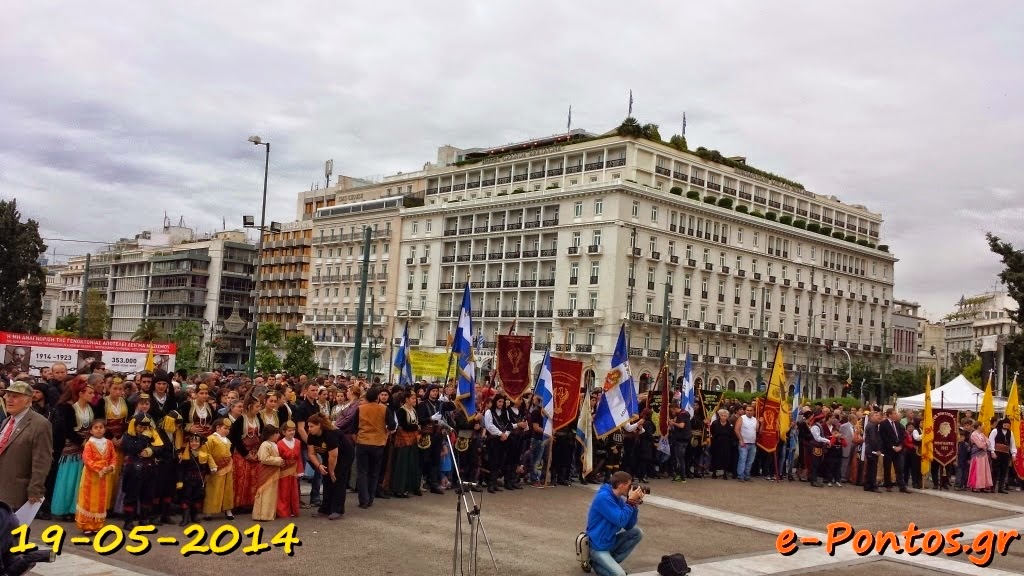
543, 344, 556, 487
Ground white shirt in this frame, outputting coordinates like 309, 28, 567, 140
988, 429, 1018, 458
738, 415, 758, 444
0, 407, 28, 441
483, 409, 505, 437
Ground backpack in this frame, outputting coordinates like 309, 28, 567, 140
575, 532, 591, 573
657, 553, 691, 576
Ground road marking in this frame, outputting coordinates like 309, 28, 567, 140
914, 488, 1024, 514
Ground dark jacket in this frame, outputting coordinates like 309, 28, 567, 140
878, 418, 905, 455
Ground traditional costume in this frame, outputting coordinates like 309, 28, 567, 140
968, 427, 993, 492
121, 414, 170, 528
275, 431, 302, 518
75, 435, 114, 532
186, 394, 216, 439
102, 396, 129, 510
990, 420, 1017, 494
391, 403, 422, 497
252, 440, 284, 521
229, 413, 262, 509
202, 421, 235, 515
51, 401, 95, 517
176, 436, 208, 526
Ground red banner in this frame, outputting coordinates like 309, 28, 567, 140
1016, 421, 1024, 479
755, 397, 781, 452
0, 331, 176, 376
496, 334, 532, 401
551, 357, 583, 431
932, 409, 959, 467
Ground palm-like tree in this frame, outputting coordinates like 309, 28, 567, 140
132, 319, 166, 342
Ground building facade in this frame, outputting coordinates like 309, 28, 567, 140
943, 291, 1019, 393
378, 131, 896, 398
890, 300, 923, 371
255, 220, 312, 341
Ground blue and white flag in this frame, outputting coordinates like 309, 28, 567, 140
452, 284, 476, 416
593, 325, 639, 437
791, 372, 802, 424
534, 349, 554, 438
680, 352, 695, 417
393, 322, 414, 387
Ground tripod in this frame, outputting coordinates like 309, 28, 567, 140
438, 420, 498, 575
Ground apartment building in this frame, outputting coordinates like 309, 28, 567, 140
39, 262, 66, 332
943, 291, 1018, 392
891, 300, 923, 370
256, 220, 312, 341
381, 129, 896, 397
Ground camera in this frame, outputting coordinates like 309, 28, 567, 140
630, 483, 651, 495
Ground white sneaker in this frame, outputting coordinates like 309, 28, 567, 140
835, 482, 843, 488
827, 481, 834, 487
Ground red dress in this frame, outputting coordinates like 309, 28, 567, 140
231, 416, 261, 508
276, 438, 302, 518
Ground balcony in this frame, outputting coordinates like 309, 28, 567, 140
406, 257, 414, 265
669, 255, 679, 264
518, 309, 535, 318
440, 282, 453, 290
704, 263, 713, 272
503, 280, 519, 288
497, 176, 511, 184
567, 246, 581, 256
768, 331, 779, 339
739, 191, 752, 200
513, 174, 528, 182
419, 256, 428, 264
534, 342, 548, 351
768, 275, 776, 283
647, 349, 662, 358
721, 325, 733, 333
632, 247, 642, 257
524, 220, 540, 229
649, 314, 663, 324
520, 279, 537, 288
686, 259, 697, 267
558, 309, 575, 317
723, 186, 737, 196
768, 200, 781, 209
507, 222, 523, 230
704, 322, 717, 331
585, 161, 605, 171
569, 276, 578, 286
537, 309, 553, 317
555, 344, 572, 353
690, 177, 705, 186
538, 278, 555, 287
474, 226, 488, 233
540, 249, 557, 257
648, 251, 661, 261
701, 355, 715, 363
456, 255, 470, 262
607, 158, 626, 168
529, 171, 545, 179
784, 334, 795, 341
782, 205, 794, 213
505, 251, 521, 259
566, 165, 582, 174
471, 281, 484, 289
488, 252, 503, 261
753, 272, 762, 281
575, 344, 594, 353
736, 359, 749, 367
720, 357, 732, 365
522, 250, 539, 259
673, 172, 687, 181
490, 223, 506, 232
655, 166, 671, 176
738, 327, 750, 335
630, 312, 646, 322
444, 229, 458, 237
648, 282, 656, 290
547, 168, 564, 176
482, 179, 495, 187
472, 254, 486, 261
587, 245, 603, 255
721, 265, 730, 274
754, 196, 767, 205
707, 182, 721, 191
442, 255, 455, 263
459, 227, 472, 235
629, 347, 644, 357
687, 320, 701, 328
486, 280, 502, 288
577, 309, 595, 318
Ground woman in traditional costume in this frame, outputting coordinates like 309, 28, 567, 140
229, 396, 263, 511
103, 379, 129, 510
275, 421, 302, 518
252, 426, 284, 521
51, 379, 96, 519
390, 391, 421, 498
968, 421, 994, 493
75, 420, 115, 533
203, 418, 236, 520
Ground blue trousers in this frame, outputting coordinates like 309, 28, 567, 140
590, 527, 644, 576
737, 443, 756, 480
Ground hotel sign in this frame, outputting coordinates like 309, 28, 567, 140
481, 145, 564, 165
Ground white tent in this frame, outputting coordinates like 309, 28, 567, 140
895, 374, 1007, 412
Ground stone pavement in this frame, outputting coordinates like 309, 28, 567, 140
26, 480, 1023, 576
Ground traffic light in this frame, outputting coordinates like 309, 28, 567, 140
825, 341, 833, 354
930, 346, 936, 356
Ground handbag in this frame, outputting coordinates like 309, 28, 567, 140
657, 553, 691, 575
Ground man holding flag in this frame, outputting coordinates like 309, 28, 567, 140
593, 326, 639, 439
529, 349, 555, 487
666, 354, 693, 482
452, 284, 476, 418
393, 322, 414, 387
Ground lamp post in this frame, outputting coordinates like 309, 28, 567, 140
201, 319, 223, 369
245, 135, 270, 379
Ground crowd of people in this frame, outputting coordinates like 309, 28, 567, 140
0, 362, 1020, 537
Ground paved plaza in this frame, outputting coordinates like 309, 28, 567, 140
26, 478, 1024, 576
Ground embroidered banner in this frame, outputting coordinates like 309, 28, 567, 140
496, 335, 533, 401
551, 356, 583, 431
931, 409, 959, 467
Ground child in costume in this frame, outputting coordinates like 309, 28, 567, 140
176, 433, 209, 526
76, 419, 115, 533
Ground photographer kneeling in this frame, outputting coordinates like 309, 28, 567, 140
585, 471, 645, 576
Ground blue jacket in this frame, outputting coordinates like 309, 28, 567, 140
586, 484, 639, 551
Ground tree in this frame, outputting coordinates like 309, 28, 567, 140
0, 199, 46, 333
282, 335, 319, 377
55, 314, 79, 333
951, 350, 977, 376
986, 233, 1024, 372
81, 292, 109, 339
615, 117, 642, 138
255, 322, 284, 374
640, 123, 661, 142
170, 320, 202, 375
668, 134, 688, 151
962, 357, 983, 386
131, 319, 166, 342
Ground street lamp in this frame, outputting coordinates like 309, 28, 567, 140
201, 319, 223, 369
245, 135, 271, 378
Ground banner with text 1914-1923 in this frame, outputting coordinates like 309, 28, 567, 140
0, 332, 176, 376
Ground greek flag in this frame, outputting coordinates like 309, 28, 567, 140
452, 284, 476, 416
393, 322, 413, 387
680, 352, 695, 417
791, 372, 802, 423
593, 325, 639, 437
534, 349, 554, 438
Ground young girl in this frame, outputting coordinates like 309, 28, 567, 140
276, 421, 302, 519
968, 421, 994, 493
177, 434, 208, 526
76, 420, 115, 534
203, 418, 236, 520
253, 426, 284, 521
51, 379, 96, 520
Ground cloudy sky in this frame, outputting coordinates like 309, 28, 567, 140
2, 1, 1021, 319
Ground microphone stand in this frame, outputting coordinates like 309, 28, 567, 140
434, 416, 498, 575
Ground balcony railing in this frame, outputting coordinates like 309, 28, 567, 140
585, 161, 605, 170
607, 158, 626, 168
558, 309, 575, 317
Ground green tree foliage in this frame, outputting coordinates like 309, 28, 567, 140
668, 134, 687, 151
0, 199, 47, 333
170, 320, 203, 375
615, 117, 642, 137
283, 335, 319, 377
81, 292, 109, 338
951, 350, 977, 376
56, 314, 79, 333
640, 123, 661, 141
986, 233, 1024, 373
131, 319, 166, 342
962, 357, 983, 386
255, 322, 284, 373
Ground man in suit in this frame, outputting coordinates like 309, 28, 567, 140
879, 407, 910, 493
0, 381, 54, 508
863, 411, 883, 492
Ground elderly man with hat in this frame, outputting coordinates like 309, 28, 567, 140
0, 381, 54, 509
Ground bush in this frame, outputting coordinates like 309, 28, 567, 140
497, 191, 508, 196
736, 205, 749, 214
546, 183, 560, 189
765, 212, 777, 221
832, 231, 845, 239
806, 222, 820, 233
793, 219, 807, 229
856, 239, 869, 247
703, 195, 717, 204
844, 234, 856, 242
779, 214, 793, 225
819, 226, 832, 236
878, 244, 889, 252
512, 188, 526, 194
670, 186, 683, 196
751, 210, 764, 218
867, 242, 876, 249
716, 197, 733, 209
686, 190, 701, 200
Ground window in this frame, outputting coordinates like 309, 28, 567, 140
686, 244, 693, 260
736, 255, 742, 271
412, 221, 419, 234
425, 220, 432, 232
595, 198, 604, 215
574, 201, 583, 218
587, 327, 596, 346
782, 265, 788, 280
592, 230, 602, 246
753, 232, 759, 247
572, 231, 581, 247
570, 262, 579, 279
589, 292, 598, 310
797, 243, 802, 257
649, 237, 657, 253
632, 201, 640, 218
383, 243, 389, 254
752, 259, 758, 274
811, 246, 816, 261
700, 306, 707, 322
424, 245, 430, 258
796, 268, 802, 282
684, 275, 691, 290
737, 228, 744, 243
646, 298, 654, 315
651, 205, 659, 223
718, 280, 725, 296
590, 262, 600, 283
569, 293, 578, 310
872, 262, 877, 275
668, 240, 676, 256
720, 252, 726, 267
647, 267, 655, 284
683, 304, 690, 319
410, 246, 416, 259
703, 247, 710, 263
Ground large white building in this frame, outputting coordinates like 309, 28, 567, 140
363, 128, 898, 397
943, 291, 1019, 393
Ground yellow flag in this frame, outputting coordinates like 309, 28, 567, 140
144, 343, 155, 372
980, 372, 995, 436
1008, 374, 1021, 453
920, 369, 934, 477
765, 343, 785, 405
